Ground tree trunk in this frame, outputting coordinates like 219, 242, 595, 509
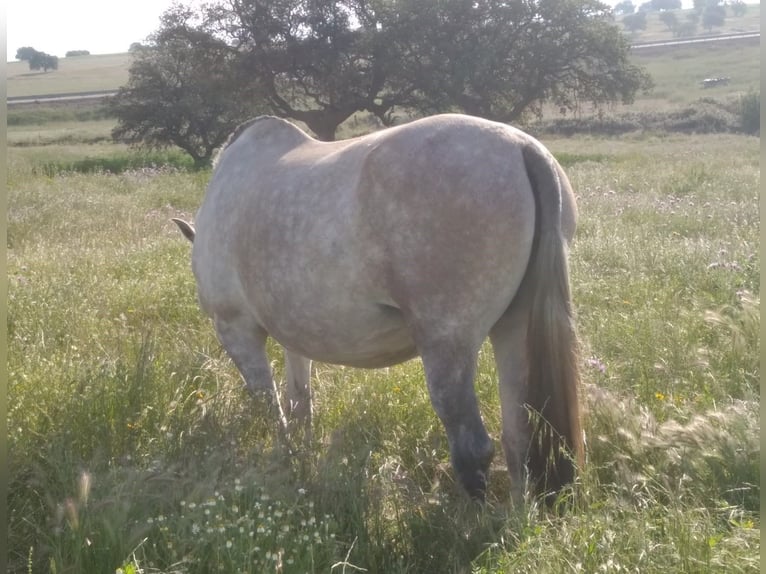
308, 121, 339, 142
299, 109, 357, 142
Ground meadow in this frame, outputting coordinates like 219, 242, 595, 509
7, 53, 131, 98
7, 29, 761, 574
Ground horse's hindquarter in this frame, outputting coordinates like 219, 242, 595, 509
357, 116, 537, 346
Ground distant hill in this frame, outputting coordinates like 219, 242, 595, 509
7, 53, 131, 98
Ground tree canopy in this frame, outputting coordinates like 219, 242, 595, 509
622, 10, 648, 31
111, 0, 652, 154
15, 47, 38, 61
659, 10, 678, 30
613, 0, 635, 15
110, 10, 268, 167
15, 47, 59, 71
730, 0, 747, 16
649, 0, 681, 10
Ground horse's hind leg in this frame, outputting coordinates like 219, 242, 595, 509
419, 339, 494, 499
489, 306, 531, 506
212, 313, 288, 438
284, 351, 312, 446
490, 304, 532, 504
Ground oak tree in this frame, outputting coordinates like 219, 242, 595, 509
110, 7, 267, 167
113, 0, 652, 157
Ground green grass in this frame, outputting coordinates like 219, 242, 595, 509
631, 41, 760, 109
7, 119, 759, 573
7, 102, 115, 127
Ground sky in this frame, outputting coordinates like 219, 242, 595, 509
7, 0, 179, 59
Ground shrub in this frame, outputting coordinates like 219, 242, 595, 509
8, 105, 113, 126
32, 150, 197, 176
660, 101, 739, 133
738, 91, 760, 135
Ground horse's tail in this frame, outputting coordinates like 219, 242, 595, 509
171, 218, 196, 243
520, 142, 584, 500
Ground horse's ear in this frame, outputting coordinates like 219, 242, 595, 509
171, 218, 196, 243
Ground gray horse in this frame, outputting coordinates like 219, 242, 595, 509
173, 113, 583, 502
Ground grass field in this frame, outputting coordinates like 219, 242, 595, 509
631, 40, 760, 108
6, 14, 761, 574
7, 53, 131, 97
7, 116, 760, 574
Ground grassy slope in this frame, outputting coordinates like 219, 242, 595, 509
632, 41, 760, 108
7, 53, 131, 97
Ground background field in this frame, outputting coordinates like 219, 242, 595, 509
7, 53, 131, 97
630, 39, 759, 108
7, 14, 760, 574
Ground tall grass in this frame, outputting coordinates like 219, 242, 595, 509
8, 104, 114, 127
8, 130, 759, 573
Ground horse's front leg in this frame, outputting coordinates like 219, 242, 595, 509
420, 339, 494, 500
212, 314, 290, 444
284, 350, 312, 448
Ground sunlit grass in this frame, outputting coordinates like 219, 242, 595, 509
8, 131, 759, 573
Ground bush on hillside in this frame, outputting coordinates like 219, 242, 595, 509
660, 101, 739, 133
538, 97, 755, 136
738, 91, 760, 135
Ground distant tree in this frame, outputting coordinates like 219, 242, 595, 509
623, 11, 648, 30
693, 0, 721, 12
674, 20, 698, 36
702, 4, 726, 30
638, 1, 655, 11
28, 52, 58, 72
730, 0, 747, 16
15, 46, 38, 61
129, 42, 145, 53
614, 0, 635, 15
659, 10, 679, 30
651, 0, 681, 10
65, 50, 90, 57
110, 12, 265, 168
